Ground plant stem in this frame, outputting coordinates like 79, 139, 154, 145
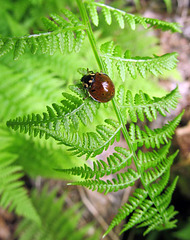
77, 0, 103, 70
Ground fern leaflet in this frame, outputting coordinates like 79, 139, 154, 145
116, 85, 180, 122
85, 1, 181, 32
56, 146, 132, 179
100, 41, 178, 80
69, 169, 140, 194
0, 10, 86, 59
6, 85, 99, 138
35, 118, 121, 159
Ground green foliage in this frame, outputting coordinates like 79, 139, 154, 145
0, 0, 183, 237
56, 146, 133, 179
6, 85, 100, 139
85, 0, 181, 32
1, 127, 85, 179
16, 185, 100, 240
0, 129, 40, 223
0, 9, 86, 60
120, 86, 180, 122
0, 56, 64, 121
7, 86, 182, 157
100, 41, 178, 80
7, 80, 184, 235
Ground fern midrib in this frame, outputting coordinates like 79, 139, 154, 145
91, 2, 134, 17
119, 100, 173, 110
101, 53, 177, 63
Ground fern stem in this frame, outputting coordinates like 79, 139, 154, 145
112, 99, 140, 168
77, 0, 103, 70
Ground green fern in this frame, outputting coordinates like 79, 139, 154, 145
100, 41, 178, 80
0, 9, 86, 60
0, 59, 64, 121
6, 85, 100, 138
69, 168, 140, 194
0, 125, 85, 180
7, 85, 182, 157
4, 0, 184, 237
16, 185, 100, 240
7, 83, 184, 234
56, 146, 133, 179
0, 148, 40, 224
85, 0, 181, 32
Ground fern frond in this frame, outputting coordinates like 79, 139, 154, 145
56, 147, 132, 179
0, 10, 86, 59
154, 177, 178, 209
86, 1, 181, 32
7, 85, 100, 138
7, 104, 121, 158
0, 152, 40, 223
149, 169, 171, 197
137, 204, 178, 235
100, 41, 178, 80
116, 85, 180, 122
16, 185, 99, 240
129, 111, 184, 149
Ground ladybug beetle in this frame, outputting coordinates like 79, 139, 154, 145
81, 70, 115, 103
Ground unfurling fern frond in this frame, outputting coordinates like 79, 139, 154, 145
100, 41, 178, 80
0, 9, 86, 60
16, 185, 100, 240
0, 152, 40, 223
85, 1, 181, 32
